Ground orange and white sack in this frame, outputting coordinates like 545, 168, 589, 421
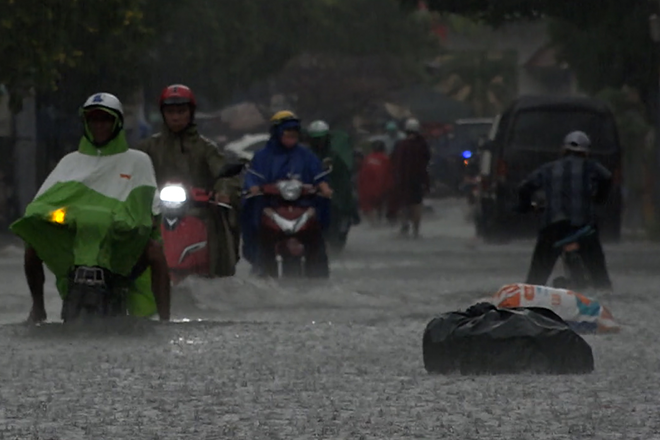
488, 283, 619, 334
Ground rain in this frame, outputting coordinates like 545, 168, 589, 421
1, 0, 659, 438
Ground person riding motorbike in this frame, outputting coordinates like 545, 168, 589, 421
517, 130, 613, 292
241, 111, 333, 277
136, 84, 241, 277
390, 118, 431, 238
307, 120, 360, 251
12, 93, 171, 323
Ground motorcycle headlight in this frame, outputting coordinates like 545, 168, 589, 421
160, 185, 187, 209
49, 208, 66, 224
277, 180, 303, 201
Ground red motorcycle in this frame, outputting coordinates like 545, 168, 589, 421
250, 178, 328, 278
158, 163, 243, 284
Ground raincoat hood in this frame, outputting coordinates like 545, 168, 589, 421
81, 107, 125, 150
266, 119, 302, 153
78, 129, 129, 156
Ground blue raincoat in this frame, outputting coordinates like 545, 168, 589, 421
241, 132, 331, 266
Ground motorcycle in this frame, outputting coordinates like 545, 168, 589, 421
248, 171, 331, 278
529, 200, 595, 291
158, 163, 244, 284
41, 208, 136, 323
61, 266, 129, 322
551, 224, 595, 291
325, 212, 353, 253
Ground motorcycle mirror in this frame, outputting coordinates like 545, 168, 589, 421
217, 162, 245, 179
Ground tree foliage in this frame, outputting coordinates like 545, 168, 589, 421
547, 5, 656, 113
275, 54, 416, 129
406, 0, 659, 118
143, 0, 435, 107
1, 0, 434, 113
0, 0, 152, 111
401, 0, 636, 27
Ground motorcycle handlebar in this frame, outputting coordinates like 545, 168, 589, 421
243, 183, 319, 199
160, 185, 234, 210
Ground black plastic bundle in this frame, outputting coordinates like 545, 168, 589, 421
423, 303, 594, 374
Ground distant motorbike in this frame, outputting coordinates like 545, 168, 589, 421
158, 163, 245, 284
551, 225, 595, 291
248, 171, 331, 278
461, 153, 480, 205
460, 176, 479, 206
529, 200, 595, 291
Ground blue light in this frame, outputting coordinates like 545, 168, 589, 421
462, 150, 473, 159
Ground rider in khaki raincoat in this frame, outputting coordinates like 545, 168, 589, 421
136, 84, 241, 277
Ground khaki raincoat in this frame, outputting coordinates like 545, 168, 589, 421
136, 124, 241, 277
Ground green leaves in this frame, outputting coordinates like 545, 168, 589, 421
3, 0, 434, 111
143, 0, 435, 106
0, 0, 151, 110
402, 0, 623, 27
409, 0, 659, 119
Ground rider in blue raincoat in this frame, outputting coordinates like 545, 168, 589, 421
241, 111, 333, 277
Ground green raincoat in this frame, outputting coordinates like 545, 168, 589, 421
314, 130, 357, 217
135, 125, 242, 276
310, 130, 359, 249
10, 130, 159, 317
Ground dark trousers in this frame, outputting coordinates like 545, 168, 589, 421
526, 221, 612, 290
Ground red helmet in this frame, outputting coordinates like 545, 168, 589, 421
159, 84, 196, 109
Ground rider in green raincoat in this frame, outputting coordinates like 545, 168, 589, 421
307, 120, 360, 252
10, 93, 170, 323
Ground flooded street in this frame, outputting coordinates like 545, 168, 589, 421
1, 199, 659, 439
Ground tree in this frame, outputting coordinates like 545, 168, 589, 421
142, 0, 435, 108
274, 53, 416, 129
546, 5, 656, 117
2, 0, 434, 113
402, 0, 659, 118
401, 0, 637, 27
0, 0, 152, 112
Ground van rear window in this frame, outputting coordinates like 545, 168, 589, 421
510, 110, 618, 153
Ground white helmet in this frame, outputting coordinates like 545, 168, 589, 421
404, 118, 421, 133
308, 120, 330, 138
563, 130, 591, 153
82, 92, 124, 126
